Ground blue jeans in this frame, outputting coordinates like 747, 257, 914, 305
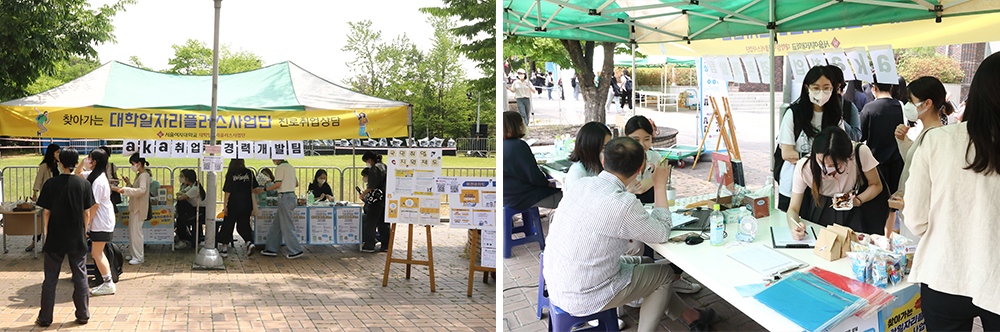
264, 193, 303, 255
547, 87, 553, 100
516, 98, 530, 125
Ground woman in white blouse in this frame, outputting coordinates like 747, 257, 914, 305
564, 122, 612, 191
624, 115, 662, 204
903, 52, 1000, 331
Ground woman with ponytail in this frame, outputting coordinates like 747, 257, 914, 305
74, 149, 117, 295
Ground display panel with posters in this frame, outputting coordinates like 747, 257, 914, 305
384, 148, 442, 226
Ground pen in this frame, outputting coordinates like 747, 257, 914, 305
784, 244, 810, 248
661, 151, 672, 164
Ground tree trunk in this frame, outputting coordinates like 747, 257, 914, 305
561, 40, 616, 124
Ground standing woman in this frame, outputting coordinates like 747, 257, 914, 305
786, 127, 886, 238
624, 115, 661, 204
903, 53, 1000, 331
564, 122, 612, 191
221, 159, 257, 257
360, 151, 388, 253
27, 143, 60, 251
308, 169, 334, 202
777, 66, 847, 215
116, 154, 150, 265
74, 149, 116, 295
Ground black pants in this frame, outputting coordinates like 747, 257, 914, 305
363, 202, 388, 247
881, 158, 905, 195
620, 89, 633, 109
922, 283, 1000, 331
39, 251, 89, 324
219, 207, 253, 245
175, 203, 205, 244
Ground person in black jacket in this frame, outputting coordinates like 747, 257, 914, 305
220, 159, 257, 257
503, 111, 561, 211
860, 74, 905, 195
308, 169, 334, 202
361, 151, 388, 253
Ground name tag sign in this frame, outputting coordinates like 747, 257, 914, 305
868, 45, 899, 84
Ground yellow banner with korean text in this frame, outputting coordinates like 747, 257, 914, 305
0, 105, 409, 140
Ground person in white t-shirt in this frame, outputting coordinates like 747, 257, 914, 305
74, 149, 117, 296
507, 69, 533, 126
564, 122, 612, 191
777, 66, 847, 215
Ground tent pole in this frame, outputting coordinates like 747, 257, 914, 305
194, 0, 224, 270
631, 43, 636, 117
768, 0, 777, 209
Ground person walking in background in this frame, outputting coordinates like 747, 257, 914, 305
116, 154, 150, 265
508, 69, 533, 126
533, 68, 545, 95
35, 149, 95, 327
259, 158, 304, 259
903, 52, 1000, 331
221, 159, 257, 258
361, 151, 388, 253
308, 169, 334, 202
73, 149, 117, 296
620, 69, 634, 111
571, 73, 579, 100
606, 70, 622, 113
546, 71, 555, 100
27, 143, 60, 252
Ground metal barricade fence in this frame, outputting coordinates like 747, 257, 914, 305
0, 165, 175, 203
455, 138, 496, 157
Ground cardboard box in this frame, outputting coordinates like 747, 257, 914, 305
814, 228, 843, 261
742, 194, 770, 218
827, 224, 856, 258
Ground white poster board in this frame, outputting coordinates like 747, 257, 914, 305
122, 139, 139, 157
238, 141, 254, 159
309, 207, 336, 245
824, 49, 855, 80
254, 207, 308, 245
481, 229, 496, 269
385, 148, 442, 226
727, 56, 747, 84
740, 54, 761, 84
221, 141, 238, 159
755, 54, 771, 83
170, 140, 187, 159
805, 49, 827, 68
335, 207, 361, 244
868, 45, 899, 84
446, 177, 497, 230
846, 47, 875, 82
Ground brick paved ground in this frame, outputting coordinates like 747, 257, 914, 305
0, 224, 496, 331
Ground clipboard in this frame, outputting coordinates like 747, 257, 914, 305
770, 226, 818, 248
727, 245, 809, 277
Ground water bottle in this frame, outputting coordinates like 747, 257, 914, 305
307, 191, 315, 206
565, 137, 575, 158
710, 204, 725, 246
554, 135, 563, 159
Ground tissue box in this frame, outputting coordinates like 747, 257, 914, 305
742, 194, 770, 218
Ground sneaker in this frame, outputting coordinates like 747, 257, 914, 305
128, 258, 143, 265
90, 282, 116, 296
625, 297, 643, 308
686, 308, 716, 332
125, 255, 132, 261
35, 320, 50, 327
24, 245, 35, 252
361, 243, 376, 253
673, 278, 702, 294
260, 250, 278, 257
247, 243, 256, 257
219, 246, 229, 258
175, 241, 188, 249
377, 245, 388, 253
286, 251, 303, 259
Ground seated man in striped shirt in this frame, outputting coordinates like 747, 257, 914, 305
543, 137, 715, 332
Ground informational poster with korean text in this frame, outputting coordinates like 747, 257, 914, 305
385, 148, 442, 226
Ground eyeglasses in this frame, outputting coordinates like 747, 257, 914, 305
808, 86, 834, 93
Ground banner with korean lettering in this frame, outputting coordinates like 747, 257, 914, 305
0, 106, 408, 140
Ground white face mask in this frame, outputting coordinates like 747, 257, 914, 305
130, 164, 139, 172
809, 89, 833, 107
318, 179, 326, 185
903, 101, 926, 122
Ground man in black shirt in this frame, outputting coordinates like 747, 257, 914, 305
860, 80, 905, 194
35, 149, 96, 327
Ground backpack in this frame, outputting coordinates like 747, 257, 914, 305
772, 99, 851, 182
571, 77, 577, 88
88, 240, 123, 284
624, 75, 633, 91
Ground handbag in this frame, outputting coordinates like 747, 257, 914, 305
363, 188, 384, 204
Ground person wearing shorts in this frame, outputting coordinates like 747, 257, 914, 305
74, 149, 117, 296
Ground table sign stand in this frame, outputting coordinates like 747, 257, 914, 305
466, 230, 496, 297
381, 224, 436, 292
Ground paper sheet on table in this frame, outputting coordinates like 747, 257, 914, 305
735, 283, 768, 297
727, 245, 808, 277
771, 226, 817, 247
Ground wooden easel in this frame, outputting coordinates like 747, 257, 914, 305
693, 96, 742, 175
382, 224, 436, 292
467, 230, 496, 297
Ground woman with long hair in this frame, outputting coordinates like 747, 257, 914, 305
360, 151, 388, 253
26, 143, 61, 251
220, 159, 257, 257
624, 115, 661, 204
74, 149, 117, 295
903, 53, 1000, 331
502, 111, 561, 212
174, 169, 205, 250
116, 154, 151, 265
786, 127, 886, 238
777, 66, 847, 216
308, 169, 334, 202
564, 122, 612, 191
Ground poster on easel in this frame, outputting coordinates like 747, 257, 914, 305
481, 230, 496, 269
697, 57, 728, 154
445, 177, 496, 230
385, 148, 442, 226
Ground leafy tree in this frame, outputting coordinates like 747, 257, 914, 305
0, 0, 134, 101
163, 39, 264, 75
127, 55, 153, 71
412, 16, 474, 139
24, 57, 103, 95
562, 40, 618, 124
341, 21, 384, 96
420, 0, 495, 96
898, 54, 965, 84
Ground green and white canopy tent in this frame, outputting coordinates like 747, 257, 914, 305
504, 0, 1000, 174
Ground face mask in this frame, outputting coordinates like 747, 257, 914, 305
809, 89, 832, 107
903, 101, 926, 122
518, 74, 525, 79
318, 179, 326, 185
131, 164, 139, 172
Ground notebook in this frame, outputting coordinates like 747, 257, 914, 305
727, 245, 809, 277
770, 227, 818, 248
642, 206, 702, 229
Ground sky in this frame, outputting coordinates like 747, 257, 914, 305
90, 0, 480, 84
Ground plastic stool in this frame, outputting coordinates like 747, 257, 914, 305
548, 303, 618, 332
503, 206, 545, 258
537, 252, 548, 319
